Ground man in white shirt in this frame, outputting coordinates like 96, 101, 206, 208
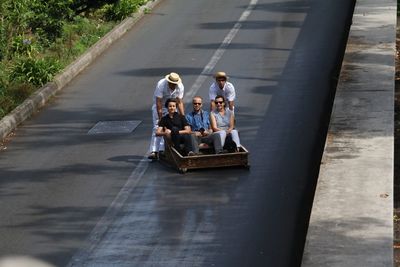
148, 72, 185, 160
209, 71, 235, 111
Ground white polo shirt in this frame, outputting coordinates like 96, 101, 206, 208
152, 78, 184, 109
209, 81, 236, 102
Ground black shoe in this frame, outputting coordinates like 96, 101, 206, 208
215, 149, 224, 154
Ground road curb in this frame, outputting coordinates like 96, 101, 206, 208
0, 0, 162, 142
302, 0, 395, 265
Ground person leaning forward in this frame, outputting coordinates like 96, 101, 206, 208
185, 96, 213, 154
209, 71, 235, 111
148, 72, 185, 160
156, 98, 197, 157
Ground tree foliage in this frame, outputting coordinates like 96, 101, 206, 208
0, 0, 148, 117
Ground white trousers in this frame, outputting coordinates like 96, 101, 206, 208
148, 107, 166, 153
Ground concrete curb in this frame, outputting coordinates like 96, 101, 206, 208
0, 0, 162, 142
302, 0, 395, 266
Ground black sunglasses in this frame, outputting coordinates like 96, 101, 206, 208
215, 101, 224, 104
193, 102, 202, 105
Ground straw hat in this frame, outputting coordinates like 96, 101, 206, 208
214, 71, 227, 80
165, 72, 181, 84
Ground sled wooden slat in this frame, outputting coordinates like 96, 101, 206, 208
158, 138, 250, 173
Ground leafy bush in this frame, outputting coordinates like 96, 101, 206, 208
0, 63, 35, 117
10, 35, 39, 58
69, 0, 118, 15
104, 0, 146, 21
0, 0, 34, 60
28, 0, 74, 45
0, 0, 149, 119
0, 82, 35, 117
10, 57, 61, 86
0, 94, 15, 117
48, 16, 115, 64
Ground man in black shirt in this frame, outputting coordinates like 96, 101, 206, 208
156, 98, 197, 156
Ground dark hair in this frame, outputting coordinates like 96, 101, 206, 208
165, 98, 178, 108
214, 95, 225, 102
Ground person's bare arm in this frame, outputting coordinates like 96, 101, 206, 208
155, 126, 163, 136
228, 100, 234, 111
156, 97, 163, 119
210, 100, 216, 111
156, 126, 171, 137
210, 113, 220, 132
177, 98, 185, 115
180, 125, 192, 135
227, 111, 235, 134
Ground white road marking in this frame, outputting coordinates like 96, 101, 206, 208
66, 0, 258, 265
66, 159, 149, 267
184, 0, 259, 102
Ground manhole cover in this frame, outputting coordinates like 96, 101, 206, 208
88, 120, 141, 135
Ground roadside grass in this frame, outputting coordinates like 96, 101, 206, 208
0, 17, 117, 118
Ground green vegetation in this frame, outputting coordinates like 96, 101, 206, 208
0, 0, 148, 118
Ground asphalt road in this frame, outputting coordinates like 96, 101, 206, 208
0, 0, 355, 266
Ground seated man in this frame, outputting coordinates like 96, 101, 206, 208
156, 98, 197, 156
185, 96, 213, 153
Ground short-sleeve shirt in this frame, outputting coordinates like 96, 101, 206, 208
159, 112, 189, 130
209, 81, 235, 102
153, 78, 184, 109
185, 110, 210, 131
